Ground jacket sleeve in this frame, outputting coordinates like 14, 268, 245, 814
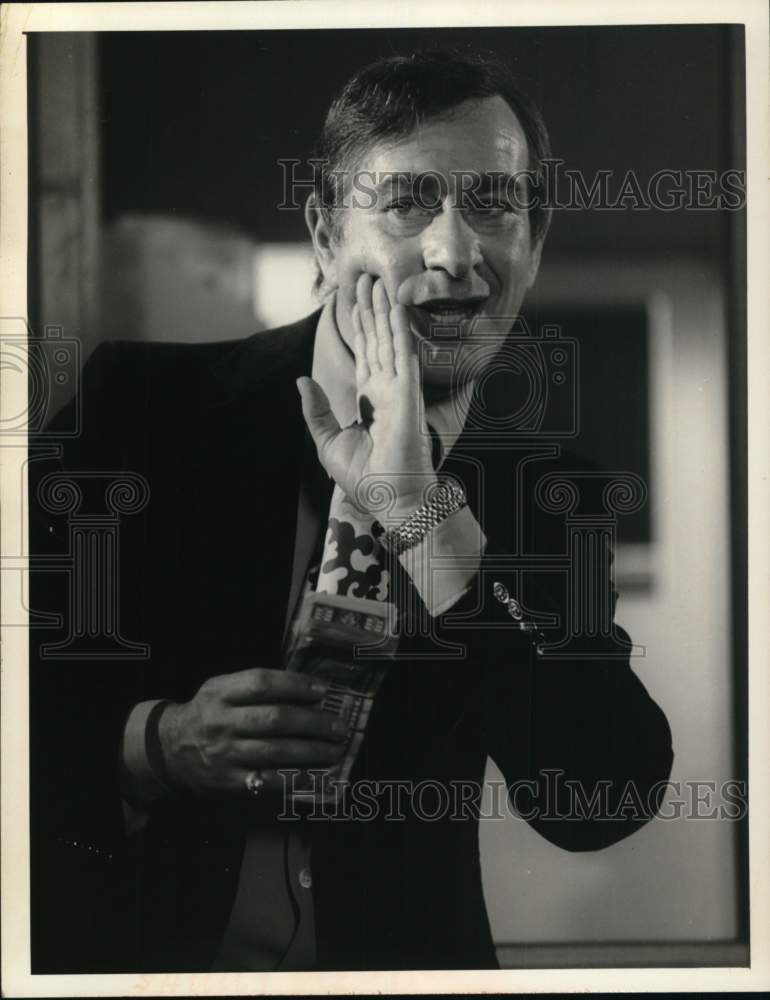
425, 477, 675, 853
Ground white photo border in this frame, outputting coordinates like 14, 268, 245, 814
1, 1, 768, 995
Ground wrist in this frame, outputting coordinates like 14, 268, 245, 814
120, 699, 177, 804
154, 700, 184, 792
387, 481, 441, 524
380, 479, 467, 557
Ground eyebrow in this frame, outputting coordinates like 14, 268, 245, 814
371, 171, 418, 195
457, 171, 522, 194
371, 170, 522, 196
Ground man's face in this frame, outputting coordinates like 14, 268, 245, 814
311, 94, 544, 389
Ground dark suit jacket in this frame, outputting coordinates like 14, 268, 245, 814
29, 310, 673, 973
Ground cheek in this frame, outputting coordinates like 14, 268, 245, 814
485, 244, 536, 300
340, 238, 418, 302
380, 251, 417, 302
336, 251, 368, 286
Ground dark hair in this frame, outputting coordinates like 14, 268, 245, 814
311, 48, 552, 262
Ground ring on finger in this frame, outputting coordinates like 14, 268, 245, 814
245, 770, 266, 798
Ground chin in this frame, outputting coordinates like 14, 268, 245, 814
418, 335, 503, 389
417, 341, 475, 395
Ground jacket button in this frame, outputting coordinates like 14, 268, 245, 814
298, 867, 313, 890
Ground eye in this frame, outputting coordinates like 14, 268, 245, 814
387, 198, 422, 217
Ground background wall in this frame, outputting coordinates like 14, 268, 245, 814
27, 25, 747, 965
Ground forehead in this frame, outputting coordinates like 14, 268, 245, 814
353, 95, 530, 178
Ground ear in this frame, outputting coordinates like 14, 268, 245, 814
305, 194, 339, 291
526, 235, 544, 290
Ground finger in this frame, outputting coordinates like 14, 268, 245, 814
232, 704, 349, 741
372, 279, 396, 374
223, 667, 328, 706
391, 304, 420, 388
338, 271, 358, 317
243, 737, 347, 768
351, 304, 370, 386
356, 273, 380, 372
296, 376, 341, 462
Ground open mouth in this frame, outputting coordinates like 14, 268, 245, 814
412, 298, 487, 332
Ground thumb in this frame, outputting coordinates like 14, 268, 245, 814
296, 377, 341, 457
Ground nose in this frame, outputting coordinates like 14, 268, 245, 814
421, 208, 483, 279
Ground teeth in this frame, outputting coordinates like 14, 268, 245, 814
428, 308, 475, 323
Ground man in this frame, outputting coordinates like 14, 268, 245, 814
30, 50, 673, 973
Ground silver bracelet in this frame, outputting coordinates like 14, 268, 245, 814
380, 480, 467, 556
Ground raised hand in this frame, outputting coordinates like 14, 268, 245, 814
297, 274, 437, 522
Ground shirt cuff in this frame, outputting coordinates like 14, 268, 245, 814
121, 699, 173, 803
398, 504, 487, 617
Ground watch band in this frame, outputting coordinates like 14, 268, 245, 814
380, 480, 467, 556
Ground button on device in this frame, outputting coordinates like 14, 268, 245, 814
298, 867, 313, 889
